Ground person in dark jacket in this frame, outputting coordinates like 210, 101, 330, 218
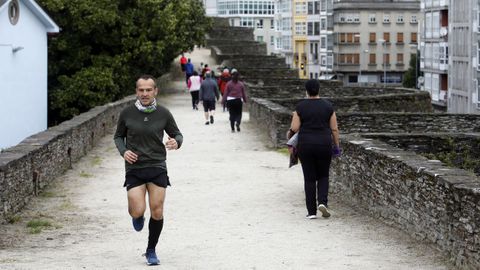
221, 69, 247, 132
113, 75, 183, 265
199, 71, 220, 125
184, 58, 194, 85
288, 79, 340, 219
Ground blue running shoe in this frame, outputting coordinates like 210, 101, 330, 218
145, 248, 160, 265
132, 216, 144, 232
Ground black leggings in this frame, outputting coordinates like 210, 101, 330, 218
227, 98, 242, 130
297, 143, 332, 215
190, 91, 199, 109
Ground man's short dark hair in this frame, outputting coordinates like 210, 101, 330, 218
137, 74, 157, 88
305, 79, 320, 96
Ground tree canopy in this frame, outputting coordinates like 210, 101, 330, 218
38, 0, 211, 124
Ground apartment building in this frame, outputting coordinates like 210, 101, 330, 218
333, 0, 421, 86
203, 0, 218, 16
216, 0, 277, 54
447, 0, 479, 113
306, 0, 334, 80
274, 0, 294, 66
420, 0, 448, 109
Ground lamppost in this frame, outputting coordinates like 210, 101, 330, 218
378, 39, 386, 88
360, 49, 369, 85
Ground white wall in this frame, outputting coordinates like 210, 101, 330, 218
0, 1, 49, 149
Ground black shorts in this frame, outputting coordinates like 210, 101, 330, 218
124, 167, 170, 191
203, 100, 216, 112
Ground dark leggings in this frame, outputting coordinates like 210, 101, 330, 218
297, 143, 332, 215
190, 91, 199, 109
227, 98, 243, 130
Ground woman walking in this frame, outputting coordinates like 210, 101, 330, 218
288, 79, 340, 219
187, 71, 202, 110
221, 69, 247, 132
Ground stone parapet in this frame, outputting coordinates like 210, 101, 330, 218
275, 92, 433, 113
331, 134, 480, 269
0, 96, 135, 223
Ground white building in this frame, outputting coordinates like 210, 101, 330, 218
0, 0, 59, 149
447, 0, 479, 113
215, 0, 277, 54
420, 0, 448, 109
275, 0, 293, 66
203, 0, 218, 16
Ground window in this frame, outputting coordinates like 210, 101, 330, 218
256, 19, 263, 29
320, 18, 327, 30
270, 36, 274, 46
308, 1, 314, 14
338, 54, 360, 64
295, 2, 306, 15
314, 22, 320, 35
397, 32, 404, 43
411, 15, 418, 24
397, 53, 404, 64
411, 32, 418, 43
257, 36, 264, 43
8, 0, 20, 25
383, 32, 390, 43
320, 0, 327, 12
314, 1, 320, 14
369, 14, 376, 24
240, 17, 254, 28
369, 32, 376, 43
308, 22, 314, 35
383, 14, 390, 23
369, 53, 376, 64
321, 36, 327, 48
397, 15, 404, 24
354, 33, 360, 43
295, 22, 306, 35
270, 19, 274, 29
384, 53, 390, 65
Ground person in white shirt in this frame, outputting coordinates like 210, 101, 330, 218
187, 71, 202, 110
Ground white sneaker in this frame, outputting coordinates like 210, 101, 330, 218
306, 215, 317, 219
318, 204, 331, 218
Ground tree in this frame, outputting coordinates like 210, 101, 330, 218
38, 0, 212, 124
403, 53, 418, 89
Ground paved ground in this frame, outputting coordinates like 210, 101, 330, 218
0, 48, 454, 269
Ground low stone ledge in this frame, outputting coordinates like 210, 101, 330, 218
275, 92, 433, 113
0, 95, 135, 223
331, 134, 480, 269
338, 113, 480, 134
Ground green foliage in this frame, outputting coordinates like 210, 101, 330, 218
38, 0, 212, 124
402, 54, 417, 89
423, 138, 480, 176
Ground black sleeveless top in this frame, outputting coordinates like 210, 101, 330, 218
295, 99, 334, 146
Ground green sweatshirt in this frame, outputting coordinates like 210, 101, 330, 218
113, 104, 183, 172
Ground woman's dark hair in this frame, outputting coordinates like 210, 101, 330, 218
193, 71, 198, 76
305, 79, 320, 96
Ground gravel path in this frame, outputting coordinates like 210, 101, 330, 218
0, 48, 453, 270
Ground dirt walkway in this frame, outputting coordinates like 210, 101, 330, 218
0, 48, 453, 269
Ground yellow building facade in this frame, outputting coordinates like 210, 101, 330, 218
292, 0, 308, 78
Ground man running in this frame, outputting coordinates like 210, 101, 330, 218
114, 74, 183, 265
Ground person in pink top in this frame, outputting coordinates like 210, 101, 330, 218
221, 69, 248, 132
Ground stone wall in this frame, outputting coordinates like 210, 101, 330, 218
275, 92, 432, 113
0, 96, 135, 223
331, 135, 480, 269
